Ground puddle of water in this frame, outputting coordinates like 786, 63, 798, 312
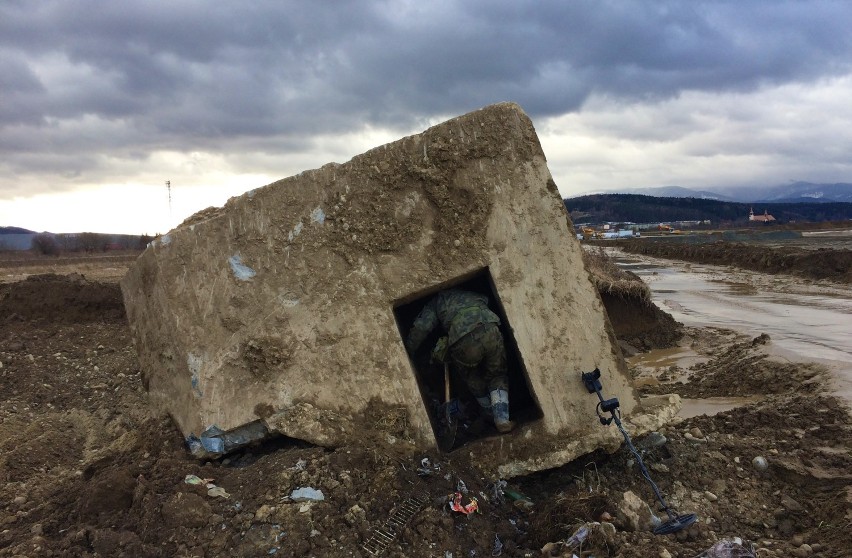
616, 251, 852, 407
628, 346, 708, 372
679, 396, 763, 419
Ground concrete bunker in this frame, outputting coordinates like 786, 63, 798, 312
394, 267, 544, 449
121, 102, 680, 478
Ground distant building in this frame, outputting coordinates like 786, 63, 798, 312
749, 208, 776, 223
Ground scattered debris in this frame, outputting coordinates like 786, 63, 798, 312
698, 538, 756, 558
183, 474, 210, 485
417, 457, 441, 476
187, 422, 268, 458
207, 486, 230, 499
290, 487, 325, 502
503, 487, 534, 510
362, 494, 430, 556
448, 492, 479, 515
491, 534, 503, 556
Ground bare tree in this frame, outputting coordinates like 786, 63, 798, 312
31, 233, 60, 256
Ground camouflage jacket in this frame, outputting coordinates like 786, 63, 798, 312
405, 289, 500, 352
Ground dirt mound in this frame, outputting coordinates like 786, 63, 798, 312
584, 248, 683, 351
640, 332, 825, 398
0, 273, 125, 325
615, 239, 852, 283
600, 292, 683, 352
1, 269, 850, 557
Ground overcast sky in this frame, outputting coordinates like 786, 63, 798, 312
2, 1, 852, 234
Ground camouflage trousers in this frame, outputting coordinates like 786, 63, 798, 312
448, 323, 509, 398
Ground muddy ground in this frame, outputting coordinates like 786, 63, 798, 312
610, 238, 851, 284
0, 255, 850, 557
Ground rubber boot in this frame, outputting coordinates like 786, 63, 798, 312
489, 389, 515, 433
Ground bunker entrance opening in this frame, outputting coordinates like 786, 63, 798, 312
394, 269, 543, 450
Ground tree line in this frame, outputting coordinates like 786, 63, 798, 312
565, 194, 852, 225
28, 233, 155, 255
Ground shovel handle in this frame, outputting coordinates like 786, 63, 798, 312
444, 362, 451, 402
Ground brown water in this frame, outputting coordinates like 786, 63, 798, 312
678, 396, 764, 419
614, 250, 852, 407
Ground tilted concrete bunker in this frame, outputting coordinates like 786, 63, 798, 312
121, 103, 678, 477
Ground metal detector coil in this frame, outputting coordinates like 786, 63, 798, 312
581, 368, 698, 535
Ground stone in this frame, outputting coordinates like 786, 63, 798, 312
689, 427, 704, 439
710, 479, 728, 495
705, 491, 718, 502
752, 456, 769, 472
619, 490, 655, 532
650, 463, 670, 473
12, 496, 26, 506
780, 494, 804, 513
254, 504, 275, 521
121, 102, 676, 475
344, 504, 366, 526
659, 549, 672, 558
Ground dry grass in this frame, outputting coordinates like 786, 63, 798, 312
583, 247, 651, 303
528, 491, 612, 546
0, 252, 139, 284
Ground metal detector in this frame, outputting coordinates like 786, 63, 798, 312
581, 368, 697, 535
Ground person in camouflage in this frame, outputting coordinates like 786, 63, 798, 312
405, 289, 514, 433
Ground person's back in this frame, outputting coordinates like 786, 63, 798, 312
405, 289, 514, 433
428, 289, 501, 346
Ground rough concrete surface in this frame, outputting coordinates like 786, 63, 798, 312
121, 102, 675, 476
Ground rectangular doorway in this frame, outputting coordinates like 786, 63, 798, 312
393, 268, 542, 450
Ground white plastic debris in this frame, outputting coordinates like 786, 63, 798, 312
290, 487, 325, 502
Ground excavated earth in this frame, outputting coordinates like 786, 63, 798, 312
0, 256, 850, 557
612, 239, 852, 284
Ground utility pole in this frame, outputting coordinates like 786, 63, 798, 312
165, 180, 172, 220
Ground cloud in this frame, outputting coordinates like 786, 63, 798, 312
540, 75, 852, 194
2, 0, 852, 231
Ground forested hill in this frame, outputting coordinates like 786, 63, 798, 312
565, 194, 852, 224
0, 227, 35, 234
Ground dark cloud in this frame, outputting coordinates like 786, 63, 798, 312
2, 0, 852, 186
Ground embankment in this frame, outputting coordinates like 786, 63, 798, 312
613, 239, 851, 283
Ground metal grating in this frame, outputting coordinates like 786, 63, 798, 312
362, 494, 431, 556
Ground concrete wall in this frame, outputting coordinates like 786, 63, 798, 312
121, 103, 677, 476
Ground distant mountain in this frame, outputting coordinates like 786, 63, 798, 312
751, 182, 852, 203
616, 186, 735, 201
0, 226, 36, 234
610, 182, 852, 203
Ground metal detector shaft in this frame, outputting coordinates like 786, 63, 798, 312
581, 368, 697, 535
